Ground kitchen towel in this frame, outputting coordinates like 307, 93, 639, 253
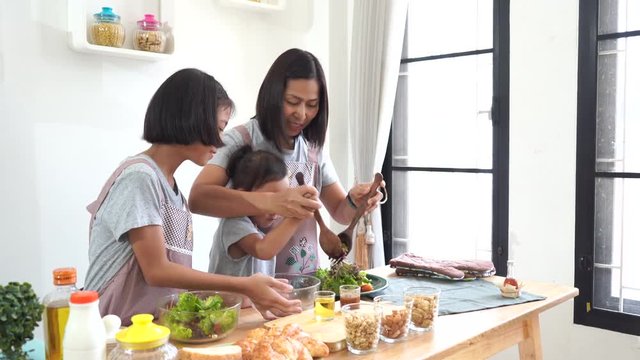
370, 276, 545, 316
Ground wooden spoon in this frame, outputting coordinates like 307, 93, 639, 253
336, 173, 384, 261
295, 172, 345, 260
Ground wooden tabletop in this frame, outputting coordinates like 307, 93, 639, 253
187, 266, 578, 359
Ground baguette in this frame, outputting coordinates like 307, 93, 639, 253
179, 345, 242, 360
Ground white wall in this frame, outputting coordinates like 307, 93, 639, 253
0, 0, 330, 335
493, 0, 640, 359
1, 0, 639, 358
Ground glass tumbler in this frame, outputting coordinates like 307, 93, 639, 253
314, 291, 335, 321
339, 284, 360, 306
404, 286, 441, 332
342, 302, 382, 355
374, 295, 413, 342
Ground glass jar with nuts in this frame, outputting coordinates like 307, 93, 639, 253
134, 14, 166, 53
373, 295, 413, 343
90, 7, 125, 48
404, 286, 441, 332
341, 303, 382, 355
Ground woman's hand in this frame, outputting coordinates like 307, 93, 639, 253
243, 273, 302, 319
266, 185, 321, 219
348, 179, 386, 214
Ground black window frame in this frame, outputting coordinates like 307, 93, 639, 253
574, 0, 640, 336
381, 0, 510, 276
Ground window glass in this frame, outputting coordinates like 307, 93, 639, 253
596, 38, 640, 173
598, 0, 640, 34
594, 178, 640, 310
406, 0, 492, 57
393, 54, 493, 169
392, 171, 492, 260
593, 267, 620, 311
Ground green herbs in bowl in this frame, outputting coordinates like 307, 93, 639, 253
157, 291, 241, 343
315, 261, 372, 295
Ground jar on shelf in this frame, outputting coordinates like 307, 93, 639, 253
108, 314, 177, 360
134, 14, 166, 53
90, 7, 125, 48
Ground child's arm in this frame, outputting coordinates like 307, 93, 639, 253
232, 217, 303, 260
128, 225, 301, 316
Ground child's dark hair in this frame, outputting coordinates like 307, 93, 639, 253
255, 48, 328, 152
227, 145, 288, 191
143, 68, 233, 147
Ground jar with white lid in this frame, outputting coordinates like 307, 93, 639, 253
108, 314, 177, 360
133, 14, 166, 53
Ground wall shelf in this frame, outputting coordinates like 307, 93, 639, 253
219, 0, 286, 12
67, 0, 174, 61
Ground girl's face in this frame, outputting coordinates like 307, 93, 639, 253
186, 142, 217, 167
217, 105, 232, 134
250, 177, 289, 229
282, 78, 319, 141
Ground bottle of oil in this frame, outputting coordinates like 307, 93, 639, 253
43, 267, 78, 360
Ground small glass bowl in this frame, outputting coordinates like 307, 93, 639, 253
342, 302, 382, 355
374, 295, 413, 342
404, 286, 440, 332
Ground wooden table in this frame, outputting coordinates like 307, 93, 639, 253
210, 266, 578, 359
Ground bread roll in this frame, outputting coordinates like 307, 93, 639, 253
179, 345, 242, 360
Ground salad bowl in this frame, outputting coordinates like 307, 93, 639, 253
157, 290, 241, 343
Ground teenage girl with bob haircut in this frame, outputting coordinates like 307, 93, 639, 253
84, 68, 301, 324
190, 49, 384, 275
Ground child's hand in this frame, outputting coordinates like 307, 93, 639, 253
268, 186, 321, 219
244, 273, 302, 319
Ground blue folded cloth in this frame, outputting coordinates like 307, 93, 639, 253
370, 276, 545, 315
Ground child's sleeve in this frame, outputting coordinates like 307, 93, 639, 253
218, 217, 263, 259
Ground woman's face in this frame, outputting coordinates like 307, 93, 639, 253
250, 177, 289, 229
282, 78, 320, 140
217, 105, 232, 134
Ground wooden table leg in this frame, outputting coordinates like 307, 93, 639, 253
518, 313, 543, 360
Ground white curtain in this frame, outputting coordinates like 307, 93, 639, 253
349, 0, 408, 267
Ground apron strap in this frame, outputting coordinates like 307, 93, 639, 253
234, 124, 253, 147
86, 157, 165, 237
307, 145, 320, 187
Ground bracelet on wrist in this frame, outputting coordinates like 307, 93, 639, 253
346, 192, 358, 209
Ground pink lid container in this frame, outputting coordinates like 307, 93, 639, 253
137, 14, 161, 30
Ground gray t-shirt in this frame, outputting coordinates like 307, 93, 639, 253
209, 118, 339, 190
208, 216, 274, 277
84, 155, 185, 291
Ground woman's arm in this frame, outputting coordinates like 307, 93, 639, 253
129, 225, 302, 316
189, 164, 321, 219
231, 217, 303, 260
321, 181, 386, 225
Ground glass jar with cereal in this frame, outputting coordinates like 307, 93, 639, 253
404, 286, 441, 332
90, 7, 125, 48
133, 14, 166, 53
341, 303, 382, 355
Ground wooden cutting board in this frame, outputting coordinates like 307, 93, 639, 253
264, 308, 346, 352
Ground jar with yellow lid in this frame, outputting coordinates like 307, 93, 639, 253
108, 314, 177, 360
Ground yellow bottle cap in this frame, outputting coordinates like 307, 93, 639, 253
115, 314, 170, 350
